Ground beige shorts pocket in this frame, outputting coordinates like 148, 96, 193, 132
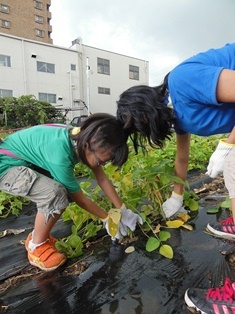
0, 166, 38, 196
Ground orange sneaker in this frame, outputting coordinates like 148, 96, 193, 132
25, 233, 66, 271
25, 233, 57, 251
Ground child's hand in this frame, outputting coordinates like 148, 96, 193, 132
101, 204, 143, 240
114, 205, 143, 239
162, 192, 183, 218
206, 139, 234, 178
119, 204, 143, 232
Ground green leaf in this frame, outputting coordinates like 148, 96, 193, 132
139, 212, 146, 223
159, 230, 171, 241
141, 204, 152, 216
68, 234, 83, 248
84, 223, 101, 239
80, 181, 92, 189
187, 199, 199, 211
207, 208, 220, 214
220, 199, 231, 209
159, 244, 174, 259
146, 237, 160, 252
171, 176, 186, 185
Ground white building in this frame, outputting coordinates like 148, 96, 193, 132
0, 33, 149, 122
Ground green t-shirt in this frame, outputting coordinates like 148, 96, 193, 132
0, 125, 81, 193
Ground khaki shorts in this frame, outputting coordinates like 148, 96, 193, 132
0, 166, 69, 223
224, 147, 235, 199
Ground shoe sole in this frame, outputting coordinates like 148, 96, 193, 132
184, 289, 206, 314
29, 256, 67, 271
207, 223, 235, 239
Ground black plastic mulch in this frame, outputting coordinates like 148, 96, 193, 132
0, 174, 235, 314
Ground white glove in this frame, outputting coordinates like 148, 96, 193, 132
162, 192, 183, 218
120, 205, 143, 230
206, 139, 234, 178
114, 205, 143, 239
102, 204, 143, 240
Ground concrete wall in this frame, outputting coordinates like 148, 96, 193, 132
0, 33, 149, 121
83, 45, 149, 114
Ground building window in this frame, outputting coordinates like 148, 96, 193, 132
34, 1, 42, 9
38, 92, 56, 103
35, 15, 43, 23
0, 4, 9, 13
97, 58, 110, 75
37, 61, 55, 73
36, 29, 44, 37
71, 64, 76, 71
98, 87, 110, 95
0, 54, 11, 67
0, 89, 13, 98
1, 19, 10, 28
129, 65, 139, 80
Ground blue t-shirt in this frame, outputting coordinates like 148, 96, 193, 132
168, 43, 235, 136
0, 125, 81, 193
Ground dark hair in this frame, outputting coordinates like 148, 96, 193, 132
116, 73, 175, 153
70, 113, 129, 166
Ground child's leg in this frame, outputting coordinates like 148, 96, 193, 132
224, 147, 235, 221
33, 212, 62, 244
0, 166, 69, 238
25, 173, 69, 270
206, 148, 235, 237
0, 166, 69, 270
25, 170, 69, 245
231, 199, 235, 222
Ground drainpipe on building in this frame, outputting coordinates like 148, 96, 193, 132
21, 39, 27, 95
86, 57, 90, 116
67, 70, 73, 121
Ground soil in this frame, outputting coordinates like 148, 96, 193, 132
0, 173, 235, 314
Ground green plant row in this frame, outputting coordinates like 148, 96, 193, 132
0, 132, 224, 260
56, 134, 223, 259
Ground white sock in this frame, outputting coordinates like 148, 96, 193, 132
28, 239, 47, 251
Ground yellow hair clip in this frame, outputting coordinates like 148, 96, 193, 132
71, 127, 81, 135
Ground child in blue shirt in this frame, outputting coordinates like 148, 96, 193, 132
117, 43, 235, 314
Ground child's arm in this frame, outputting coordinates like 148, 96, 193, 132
91, 165, 123, 208
68, 189, 108, 220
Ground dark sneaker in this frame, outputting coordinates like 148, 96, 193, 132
207, 216, 235, 238
185, 278, 235, 314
